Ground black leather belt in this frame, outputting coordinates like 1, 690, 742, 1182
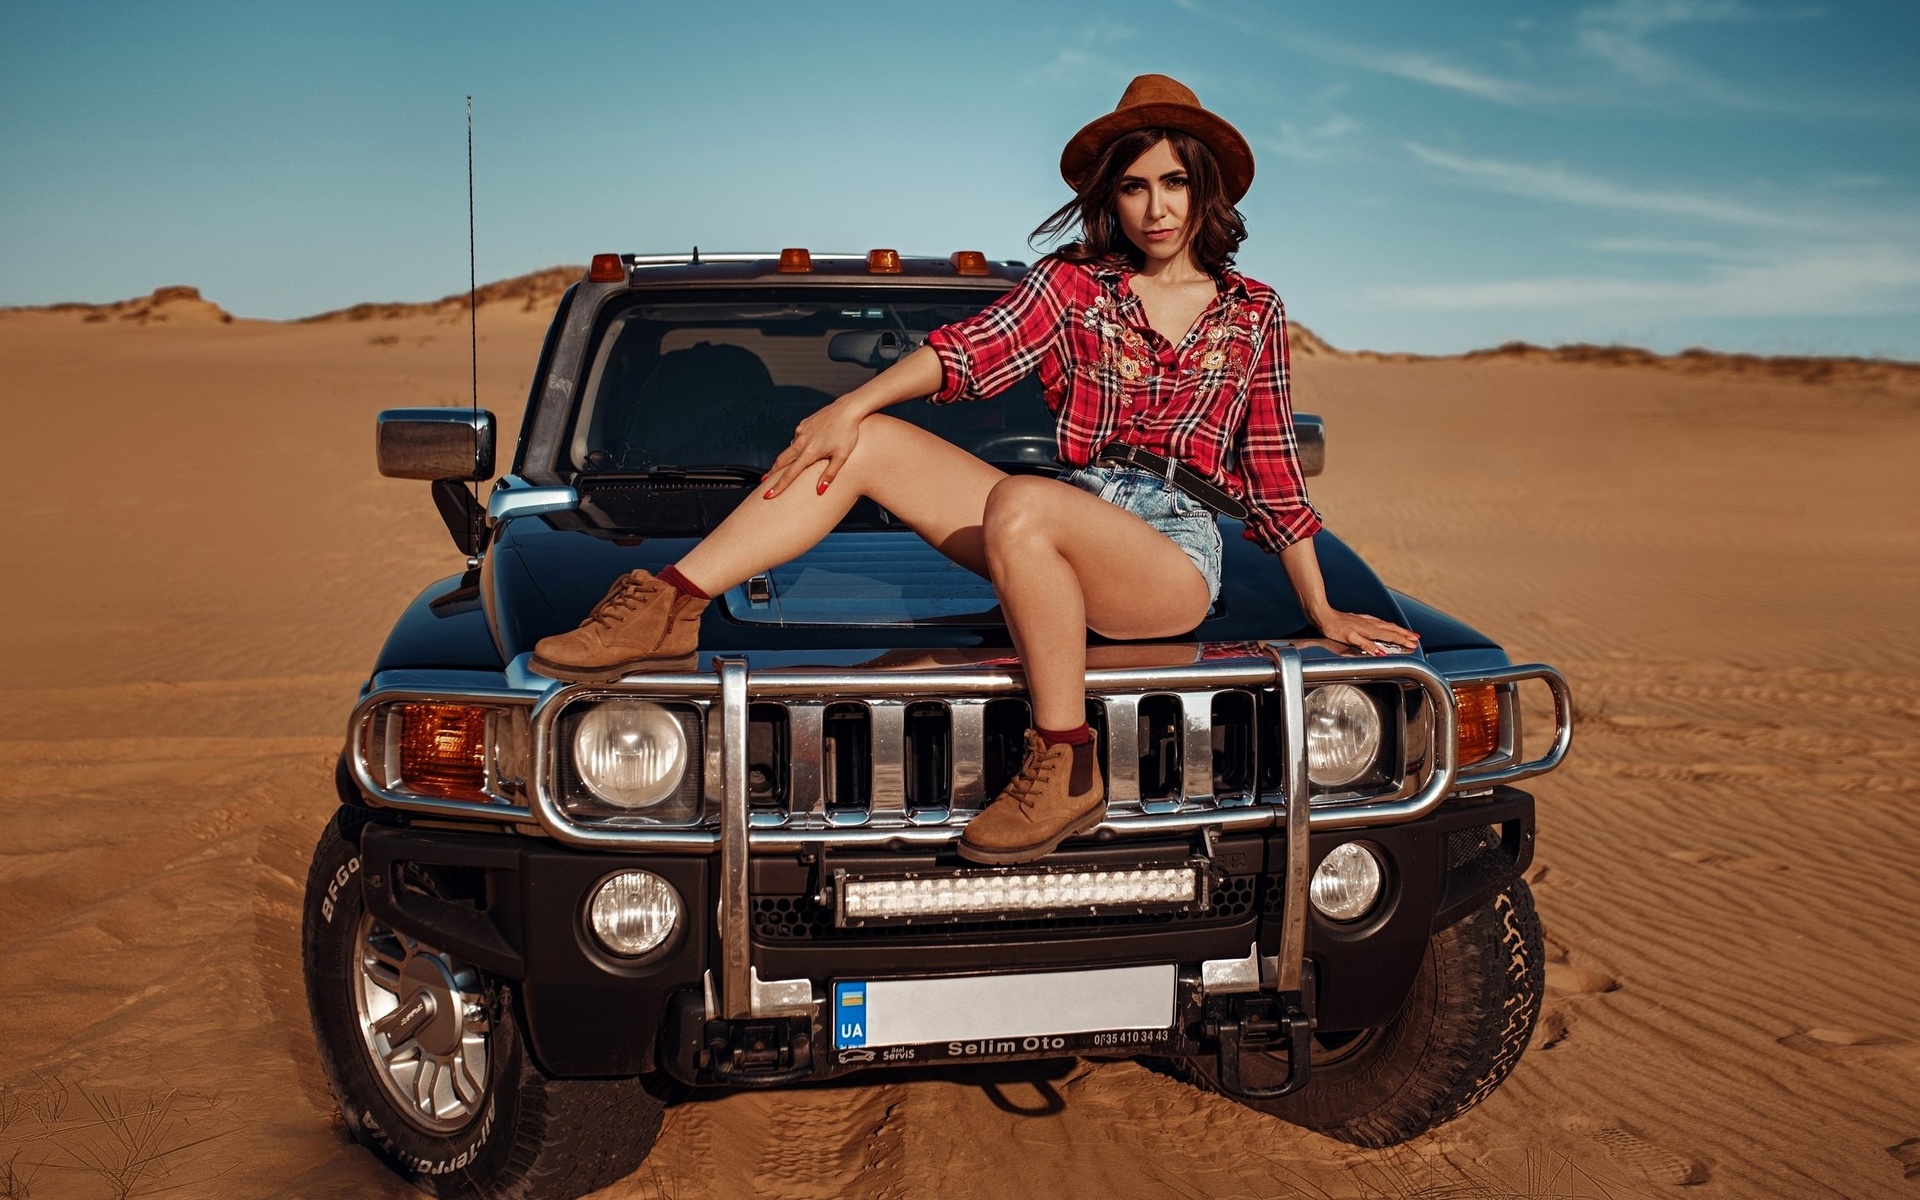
1092, 442, 1248, 520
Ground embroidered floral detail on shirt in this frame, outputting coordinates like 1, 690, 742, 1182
1087, 311, 1154, 383
1080, 296, 1117, 332
1185, 300, 1252, 398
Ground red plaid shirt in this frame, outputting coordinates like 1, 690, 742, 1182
925, 254, 1323, 553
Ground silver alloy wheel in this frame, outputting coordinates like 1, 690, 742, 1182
351, 913, 492, 1133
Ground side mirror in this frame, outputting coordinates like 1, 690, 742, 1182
376, 409, 496, 481
1294, 413, 1325, 477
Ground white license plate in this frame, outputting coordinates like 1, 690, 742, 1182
832, 964, 1175, 1052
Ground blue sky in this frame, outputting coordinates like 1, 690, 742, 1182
2, 0, 1916, 356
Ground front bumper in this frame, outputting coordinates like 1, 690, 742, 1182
357, 785, 1532, 1082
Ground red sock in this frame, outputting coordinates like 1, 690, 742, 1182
656, 564, 710, 600
1037, 723, 1092, 746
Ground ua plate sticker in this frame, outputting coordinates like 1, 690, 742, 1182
833, 981, 867, 1049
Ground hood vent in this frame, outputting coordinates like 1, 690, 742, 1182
722, 533, 1002, 627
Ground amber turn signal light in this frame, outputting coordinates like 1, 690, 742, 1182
588, 253, 626, 283
777, 247, 813, 273
866, 248, 903, 274
1452, 685, 1501, 766
398, 703, 488, 799
950, 250, 991, 276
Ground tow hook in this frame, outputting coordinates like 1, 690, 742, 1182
1203, 964, 1316, 1100
704, 1017, 815, 1085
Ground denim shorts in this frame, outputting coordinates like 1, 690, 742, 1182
1059, 463, 1224, 605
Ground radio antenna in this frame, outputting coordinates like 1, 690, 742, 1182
465, 95, 481, 565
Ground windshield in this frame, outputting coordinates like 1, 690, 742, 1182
565, 290, 1057, 476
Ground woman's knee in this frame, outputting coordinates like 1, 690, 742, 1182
982, 475, 1060, 547
853, 411, 912, 444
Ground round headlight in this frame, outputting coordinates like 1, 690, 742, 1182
1304, 684, 1383, 788
572, 702, 688, 809
1311, 842, 1385, 922
587, 870, 681, 956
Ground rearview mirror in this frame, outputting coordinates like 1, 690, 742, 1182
377, 409, 495, 481
827, 329, 927, 369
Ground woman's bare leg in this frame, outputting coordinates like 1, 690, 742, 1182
671, 415, 1208, 733
672, 413, 1004, 591
982, 475, 1212, 730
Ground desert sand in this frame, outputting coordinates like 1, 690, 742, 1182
2, 274, 1917, 1199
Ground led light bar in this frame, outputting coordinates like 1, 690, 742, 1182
833, 862, 1209, 927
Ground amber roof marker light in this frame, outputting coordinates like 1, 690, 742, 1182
951, 250, 991, 276
866, 248, 903, 274
588, 253, 626, 283
777, 247, 814, 273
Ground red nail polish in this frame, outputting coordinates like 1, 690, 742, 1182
817, 480, 828, 494
763, 489, 774, 499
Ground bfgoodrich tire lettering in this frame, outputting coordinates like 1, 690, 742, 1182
302, 807, 667, 1198
1180, 879, 1545, 1147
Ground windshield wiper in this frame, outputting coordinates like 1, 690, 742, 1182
583, 464, 765, 484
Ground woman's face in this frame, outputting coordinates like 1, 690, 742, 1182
1114, 138, 1192, 266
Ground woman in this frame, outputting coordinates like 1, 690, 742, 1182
532, 74, 1418, 864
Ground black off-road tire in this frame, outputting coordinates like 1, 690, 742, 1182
1177, 879, 1544, 1147
302, 807, 667, 1199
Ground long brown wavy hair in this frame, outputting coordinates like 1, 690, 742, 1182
1032, 128, 1248, 278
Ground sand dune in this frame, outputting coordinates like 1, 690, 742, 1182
1, 277, 1917, 1198
295, 266, 585, 324
0, 284, 235, 326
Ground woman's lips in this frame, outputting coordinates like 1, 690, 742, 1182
1145, 228, 1177, 242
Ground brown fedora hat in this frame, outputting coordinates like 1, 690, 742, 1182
1060, 74, 1255, 203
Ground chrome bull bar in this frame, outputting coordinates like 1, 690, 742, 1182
514, 651, 1464, 851
343, 656, 1573, 847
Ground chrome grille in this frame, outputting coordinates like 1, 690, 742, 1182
744, 687, 1286, 832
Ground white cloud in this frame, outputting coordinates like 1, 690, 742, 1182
1590, 236, 1730, 257
1078, 18, 1136, 42
1574, 0, 1839, 113
1020, 45, 1132, 89
1251, 86, 1363, 161
1291, 34, 1554, 107
1167, 3, 1551, 107
1020, 17, 1148, 88
1366, 249, 1920, 318
1404, 142, 1830, 231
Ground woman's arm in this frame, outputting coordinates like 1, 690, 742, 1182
763, 257, 1074, 499
1279, 537, 1419, 655
1239, 295, 1418, 655
761, 346, 941, 498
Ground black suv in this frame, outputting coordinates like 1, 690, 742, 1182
302, 250, 1573, 1198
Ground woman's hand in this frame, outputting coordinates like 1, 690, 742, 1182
759, 345, 946, 500
761, 397, 867, 500
1277, 537, 1420, 656
1313, 608, 1421, 657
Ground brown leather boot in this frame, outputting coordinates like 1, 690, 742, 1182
957, 730, 1105, 865
530, 569, 708, 681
